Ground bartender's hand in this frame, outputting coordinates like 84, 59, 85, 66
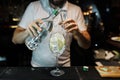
61, 19, 91, 49
61, 19, 79, 36
27, 19, 43, 37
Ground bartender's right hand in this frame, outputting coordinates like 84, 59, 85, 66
27, 19, 43, 37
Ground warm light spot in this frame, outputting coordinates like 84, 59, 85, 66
89, 10, 93, 13
10, 25, 18, 28
12, 18, 20, 21
89, 6, 93, 9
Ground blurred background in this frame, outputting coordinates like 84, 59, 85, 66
0, 0, 120, 66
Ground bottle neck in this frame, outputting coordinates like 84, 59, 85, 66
43, 8, 61, 22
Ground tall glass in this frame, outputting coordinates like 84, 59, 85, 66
49, 32, 66, 76
49, 10, 67, 76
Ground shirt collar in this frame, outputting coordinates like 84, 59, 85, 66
61, 1, 68, 11
40, 0, 68, 14
40, 0, 53, 14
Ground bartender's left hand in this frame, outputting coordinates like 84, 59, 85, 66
61, 19, 79, 36
60, 19, 91, 49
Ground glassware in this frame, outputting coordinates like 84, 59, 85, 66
60, 10, 67, 22
49, 10, 67, 76
25, 8, 62, 50
49, 32, 66, 76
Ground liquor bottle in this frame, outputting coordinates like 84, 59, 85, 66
25, 8, 62, 50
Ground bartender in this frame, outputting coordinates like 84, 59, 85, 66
12, 0, 91, 67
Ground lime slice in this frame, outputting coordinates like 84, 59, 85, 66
50, 33, 65, 54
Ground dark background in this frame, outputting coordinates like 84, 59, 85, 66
0, 0, 120, 66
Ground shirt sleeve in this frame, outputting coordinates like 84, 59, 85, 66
18, 2, 34, 29
76, 7, 87, 31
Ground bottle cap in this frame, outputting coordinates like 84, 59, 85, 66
53, 8, 61, 15
83, 66, 89, 71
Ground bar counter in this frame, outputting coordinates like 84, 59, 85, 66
0, 66, 120, 80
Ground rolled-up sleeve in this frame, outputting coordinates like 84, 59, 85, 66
18, 2, 34, 29
76, 7, 87, 31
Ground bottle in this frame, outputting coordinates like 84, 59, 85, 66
25, 8, 62, 50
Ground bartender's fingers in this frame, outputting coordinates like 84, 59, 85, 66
35, 19, 43, 31
27, 27, 34, 37
62, 19, 75, 24
28, 23, 40, 37
28, 24, 37, 37
28, 19, 43, 37
67, 26, 78, 32
36, 18, 43, 23
34, 19, 43, 31
59, 19, 72, 25
60, 19, 76, 30
64, 23, 77, 29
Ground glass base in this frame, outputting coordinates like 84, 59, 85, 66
50, 68, 64, 77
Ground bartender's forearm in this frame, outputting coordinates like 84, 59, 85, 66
73, 30, 91, 49
12, 27, 29, 44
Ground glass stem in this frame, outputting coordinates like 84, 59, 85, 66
56, 53, 59, 70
